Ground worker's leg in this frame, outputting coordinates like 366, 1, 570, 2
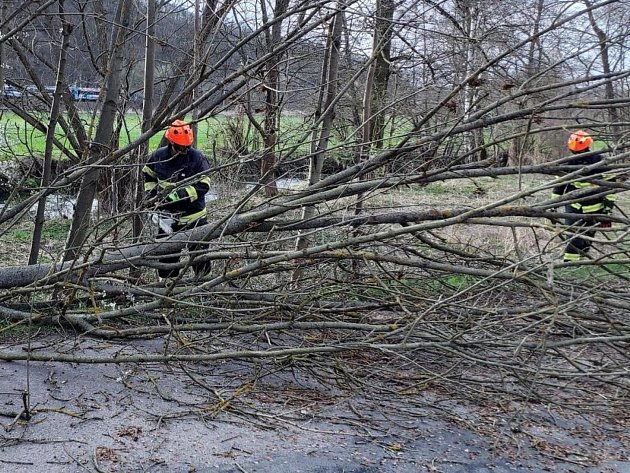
156, 226, 182, 278
182, 219, 212, 279
563, 210, 595, 261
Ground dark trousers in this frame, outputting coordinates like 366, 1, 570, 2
157, 219, 210, 278
563, 206, 596, 261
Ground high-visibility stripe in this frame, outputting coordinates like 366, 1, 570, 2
552, 193, 561, 199
157, 180, 175, 189
605, 194, 616, 202
199, 176, 211, 187
569, 201, 604, 213
178, 208, 207, 224
184, 185, 198, 201
572, 181, 592, 188
581, 202, 604, 213
144, 182, 157, 191
142, 165, 158, 178
563, 252, 581, 261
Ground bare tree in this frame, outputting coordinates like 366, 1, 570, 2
63, 0, 133, 261
132, 0, 157, 247
363, 0, 395, 150
258, 0, 289, 196
0, 4, 627, 461
28, 0, 72, 265
294, 4, 344, 262
583, 0, 621, 141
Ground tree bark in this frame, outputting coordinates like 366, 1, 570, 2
28, 0, 72, 265
294, 6, 344, 266
583, 0, 620, 142
260, 0, 288, 197
367, 0, 395, 149
63, 0, 132, 261
132, 0, 157, 249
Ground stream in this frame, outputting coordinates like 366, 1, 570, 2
1, 177, 308, 220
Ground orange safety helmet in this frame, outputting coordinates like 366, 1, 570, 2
567, 130, 593, 152
165, 120, 194, 146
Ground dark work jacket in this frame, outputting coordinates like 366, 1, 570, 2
551, 150, 615, 215
143, 145, 211, 225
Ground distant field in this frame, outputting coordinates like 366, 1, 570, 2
0, 111, 310, 159
0, 110, 412, 161
0, 111, 221, 159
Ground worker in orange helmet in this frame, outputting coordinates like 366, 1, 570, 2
143, 120, 212, 279
551, 130, 616, 262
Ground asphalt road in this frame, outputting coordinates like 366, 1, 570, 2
1, 338, 628, 473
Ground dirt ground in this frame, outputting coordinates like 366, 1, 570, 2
1, 335, 628, 473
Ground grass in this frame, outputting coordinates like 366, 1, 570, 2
554, 261, 630, 281
0, 110, 413, 163
0, 111, 316, 159
3, 221, 71, 243
0, 110, 166, 159
4, 228, 32, 242
422, 183, 451, 196
43, 221, 72, 240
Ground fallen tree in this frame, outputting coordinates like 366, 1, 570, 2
0, 4, 628, 456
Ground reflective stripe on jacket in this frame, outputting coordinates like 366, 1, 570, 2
551, 151, 615, 215
143, 145, 211, 225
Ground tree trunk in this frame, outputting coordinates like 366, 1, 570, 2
260, 0, 288, 197
584, 0, 620, 142
294, 7, 343, 260
63, 0, 132, 261
368, 0, 395, 149
134, 0, 156, 241
511, 0, 545, 170
354, 0, 395, 220
28, 0, 72, 265
459, 0, 480, 162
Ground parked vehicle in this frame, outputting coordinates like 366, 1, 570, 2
3, 83, 101, 102
69, 86, 101, 102
3, 85, 22, 98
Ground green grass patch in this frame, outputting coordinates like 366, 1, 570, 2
423, 183, 450, 196
0, 111, 316, 160
556, 262, 630, 282
3, 220, 70, 243
444, 274, 478, 289
0, 110, 414, 164
43, 221, 71, 240
4, 228, 32, 242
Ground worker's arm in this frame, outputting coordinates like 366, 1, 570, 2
164, 152, 211, 203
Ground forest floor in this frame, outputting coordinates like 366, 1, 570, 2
1, 333, 628, 473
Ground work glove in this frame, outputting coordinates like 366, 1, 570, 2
599, 220, 612, 229
167, 188, 189, 203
